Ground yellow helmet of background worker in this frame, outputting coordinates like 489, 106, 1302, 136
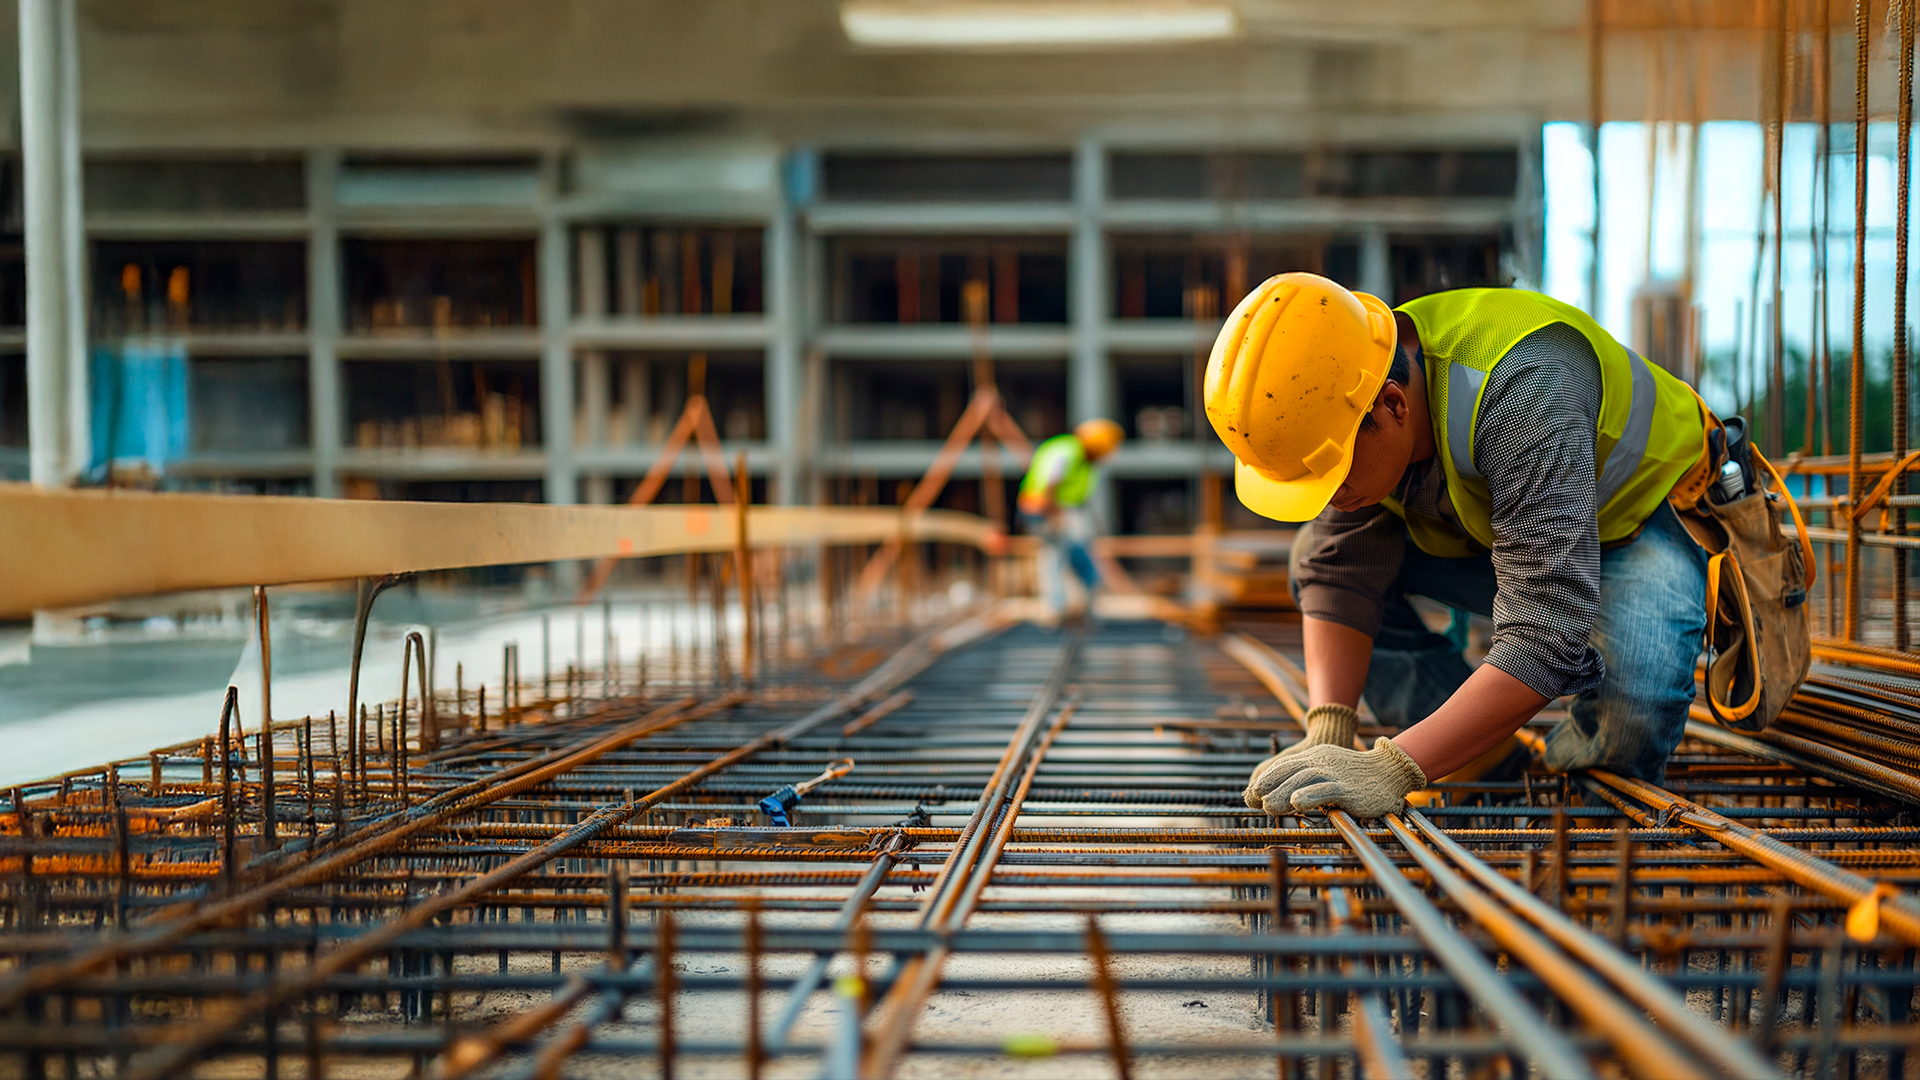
1075, 417, 1125, 460
1203, 272, 1398, 521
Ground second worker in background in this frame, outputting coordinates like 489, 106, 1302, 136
1019, 418, 1125, 621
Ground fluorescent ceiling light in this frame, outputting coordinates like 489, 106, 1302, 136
840, 1, 1239, 50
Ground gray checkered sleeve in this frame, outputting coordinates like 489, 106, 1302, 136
1474, 323, 1607, 699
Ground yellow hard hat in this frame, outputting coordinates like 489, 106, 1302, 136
1075, 417, 1124, 460
1203, 272, 1398, 522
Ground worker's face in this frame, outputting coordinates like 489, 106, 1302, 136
1328, 383, 1415, 513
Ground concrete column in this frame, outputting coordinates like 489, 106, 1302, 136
1359, 227, 1391, 302
306, 149, 342, 496
21, 0, 81, 487
766, 208, 801, 504
537, 156, 576, 508
56, 0, 85, 478
1069, 135, 1107, 426
576, 226, 608, 451
1069, 136, 1116, 527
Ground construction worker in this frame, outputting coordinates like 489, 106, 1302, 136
1213, 273, 1710, 820
1018, 418, 1125, 617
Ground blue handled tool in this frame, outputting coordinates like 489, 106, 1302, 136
758, 759, 855, 826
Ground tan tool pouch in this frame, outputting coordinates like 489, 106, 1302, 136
1671, 435, 1814, 731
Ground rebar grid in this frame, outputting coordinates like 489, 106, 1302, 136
1, 614, 1919, 1080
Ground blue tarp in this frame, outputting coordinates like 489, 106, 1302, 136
89, 340, 188, 475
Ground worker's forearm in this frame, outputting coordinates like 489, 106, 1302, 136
1302, 616, 1372, 711
1390, 664, 1548, 778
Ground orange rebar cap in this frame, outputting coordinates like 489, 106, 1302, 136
1203, 272, 1397, 522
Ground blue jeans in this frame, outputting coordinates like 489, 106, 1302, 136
1291, 503, 1708, 783
1020, 508, 1100, 610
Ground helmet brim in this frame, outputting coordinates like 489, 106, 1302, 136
1232, 426, 1357, 523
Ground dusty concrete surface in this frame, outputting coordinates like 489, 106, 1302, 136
501, 904, 1287, 1080
335, 840, 1302, 1080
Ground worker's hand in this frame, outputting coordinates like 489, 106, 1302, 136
1243, 703, 1359, 808
1250, 738, 1427, 821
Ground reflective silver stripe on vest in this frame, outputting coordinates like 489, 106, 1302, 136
1447, 362, 1487, 481
1596, 347, 1656, 508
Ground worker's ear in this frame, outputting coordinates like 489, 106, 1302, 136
1376, 381, 1410, 426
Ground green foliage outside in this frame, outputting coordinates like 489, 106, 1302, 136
1702, 347, 1915, 461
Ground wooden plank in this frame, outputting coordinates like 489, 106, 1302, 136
0, 485, 996, 617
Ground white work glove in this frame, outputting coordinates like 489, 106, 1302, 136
1252, 738, 1427, 821
1242, 703, 1359, 809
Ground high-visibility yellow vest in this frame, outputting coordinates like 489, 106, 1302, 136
1021, 433, 1097, 508
1381, 289, 1706, 558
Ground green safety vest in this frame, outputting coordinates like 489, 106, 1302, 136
1382, 289, 1706, 558
1021, 434, 1098, 508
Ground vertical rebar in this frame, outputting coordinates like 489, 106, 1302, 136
1894, 0, 1915, 648
1820, 0, 1835, 461
301, 713, 314, 837
11, 785, 29, 933
1552, 806, 1570, 911
329, 710, 343, 831
735, 450, 754, 683
1811, 0, 1827, 461
1770, 0, 1789, 456
657, 909, 677, 1080
258, 730, 272, 846
107, 762, 125, 925
1610, 819, 1633, 945
1086, 915, 1132, 1080
1813, 931, 1845, 1077
218, 687, 238, 893
392, 702, 406, 805
606, 862, 626, 970
745, 904, 764, 1080
254, 586, 275, 850
1587, 0, 1605, 314
712, 553, 729, 688
1818, 0, 1839, 634
1848, 0, 1870, 639
1269, 847, 1291, 1043
1754, 895, 1795, 1045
